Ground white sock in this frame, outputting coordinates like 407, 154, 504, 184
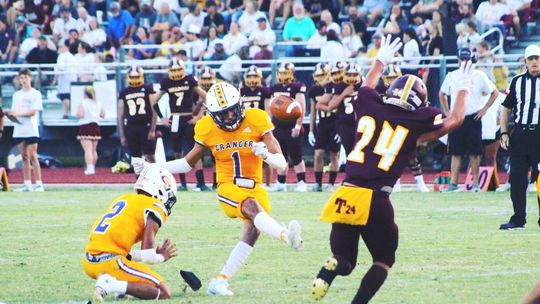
253, 212, 285, 240
219, 241, 253, 280
24, 180, 32, 188
35, 180, 43, 186
415, 175, 426, 185
111, 279, 128, 294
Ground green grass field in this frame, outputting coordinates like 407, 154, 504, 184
1, 189, 539, 304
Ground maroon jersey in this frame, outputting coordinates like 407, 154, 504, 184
240, 86, 271, 110
331, 82, 361, 126
119, 84, 155, 125
159, 75, 198, 114
270, 82, 306, 128
309, 84, 335, 121
344, 86, 443, 190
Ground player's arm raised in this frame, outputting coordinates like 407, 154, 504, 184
417, 61, 473, 144
130, 216, 177, 264
253, 132, 286, 171
363, 35, 402, 89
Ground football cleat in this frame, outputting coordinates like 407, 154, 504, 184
286, 220, 303, 250
267, 182, 287, 192
207, 277, 234, 296
312, 184, 323, 192
13, 185, 33, 192
34, 185, 45, 192
311, 257, 338, 301
295, 181, 308, 192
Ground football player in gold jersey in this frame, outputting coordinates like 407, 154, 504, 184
132, 82, 303, 296
82, 166, 178, 302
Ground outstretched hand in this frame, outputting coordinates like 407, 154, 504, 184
455, 60, 475, 93
375, 34, 403, 66
157, 239, 178, 262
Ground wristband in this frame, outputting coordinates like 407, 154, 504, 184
500, 132, 509, 136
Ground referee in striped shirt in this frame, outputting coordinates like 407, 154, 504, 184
499, 45, 540, 230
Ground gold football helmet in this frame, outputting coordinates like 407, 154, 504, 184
330, 61, 346, 84
276, 62, 295, 84
244, 65, 263, 88
200, 66, 216, 91
343, 62, 363, 86
312, 63, 331, 87
168, 57, 185, 81
126, 66, 144, 87
382, 63, 402, 88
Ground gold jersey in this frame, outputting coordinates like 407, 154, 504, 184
194, 108, 274, 185
85, 193, 169, 256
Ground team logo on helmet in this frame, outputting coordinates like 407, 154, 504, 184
126, 66, 144, 87
244, 65, 263, 88
385, 75, 428, 111
200, 66, 216, 91
312, 63, 331, 87
382, 64, 402, 88
330, 61, 346, 84
276, 62, 295, 84
343, 63, 362, 86
134, 166, 177, 215
168, 58, 185, 81
205, 82, 245, 131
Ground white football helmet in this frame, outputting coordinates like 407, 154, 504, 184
134, 166, 177, 215
206, 82, 245, 131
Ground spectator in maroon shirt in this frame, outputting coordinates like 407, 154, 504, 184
254, 37, 272, 67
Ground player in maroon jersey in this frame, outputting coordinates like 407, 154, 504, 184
308, 63, 340, 192
311, 35, 474, 304
268, 62, 307, 192
151, 58, 209, 191
316, 62, 363, 156
118, 66, 157, 165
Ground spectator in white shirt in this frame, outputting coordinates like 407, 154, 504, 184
203, 27, 224, 59
476, 0, 520, 40
219, 46, 249, 84
320, 9, 340, 35
248, 17, 276, 58
76, 7, 92, 34
182, 24, 205, 61
320, 30, 347, 63
53, 6, 77, 42
180, 5, 206, 36
74, 41, 95, 82
238, 1, 266, 36
401, 28, 422, 75
341, 22, 362, 58
223, 22, 248, 56
54, 41, 77, 119
82, 18, 106, 49
153, 0, 182, 15
307, 21, 327, 49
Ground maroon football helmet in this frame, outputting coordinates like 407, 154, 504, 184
385, 75, 428, 111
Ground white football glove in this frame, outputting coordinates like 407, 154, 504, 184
375, 34, 403, 66
252, 142, 269, 159
454, 61, 474, 93
308, 131, 316, 146
131, 157, 149, 175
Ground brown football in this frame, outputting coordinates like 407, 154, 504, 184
269, 95, 302, 121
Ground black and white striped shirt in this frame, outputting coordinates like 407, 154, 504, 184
503, 71, 540, 125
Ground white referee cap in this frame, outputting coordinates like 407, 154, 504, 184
524, 45, 540, 59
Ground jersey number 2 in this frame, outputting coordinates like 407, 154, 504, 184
347, 116, 409, 171
93, 200, 127, 234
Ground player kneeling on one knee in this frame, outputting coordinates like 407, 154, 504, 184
132, 82, 303, 296
82, 166, 179, 302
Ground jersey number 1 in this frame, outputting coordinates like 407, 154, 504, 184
347, 116, 409, 171
93, 200, 127, 234
231, 151, 242, 178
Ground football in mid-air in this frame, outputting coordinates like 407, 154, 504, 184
269, 95, 302, 121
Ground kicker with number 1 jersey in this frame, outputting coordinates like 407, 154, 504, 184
194, 108, 274, 185
344, 86, 443, 190
85, 193, 169, 256
119, 84, 155, 125
159, 75, 199, 114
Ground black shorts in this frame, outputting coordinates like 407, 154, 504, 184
170, 115, 195, 154
449, 114, 482, 156
57, 93, 70, 100
315, 119, 340, 153
14, 137, 40, 145
336, 122, 356, 155
274, 125, 304, 166
125, 123, 156, 157
330, 191, 398, 267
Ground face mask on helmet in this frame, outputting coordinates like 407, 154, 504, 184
206, 82, 246, 131
312, 63, 330, 87
330, 62, 345, 84
382, 64, 402, 88
343, 64, 362, 86
127, 66, 144, 87
200, 68, 216, 91
384, 75, 428, 111
168, 59, 185, 81
244, 65, 263, 88
134, 166, 178, 215
276, 63, 294, 84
